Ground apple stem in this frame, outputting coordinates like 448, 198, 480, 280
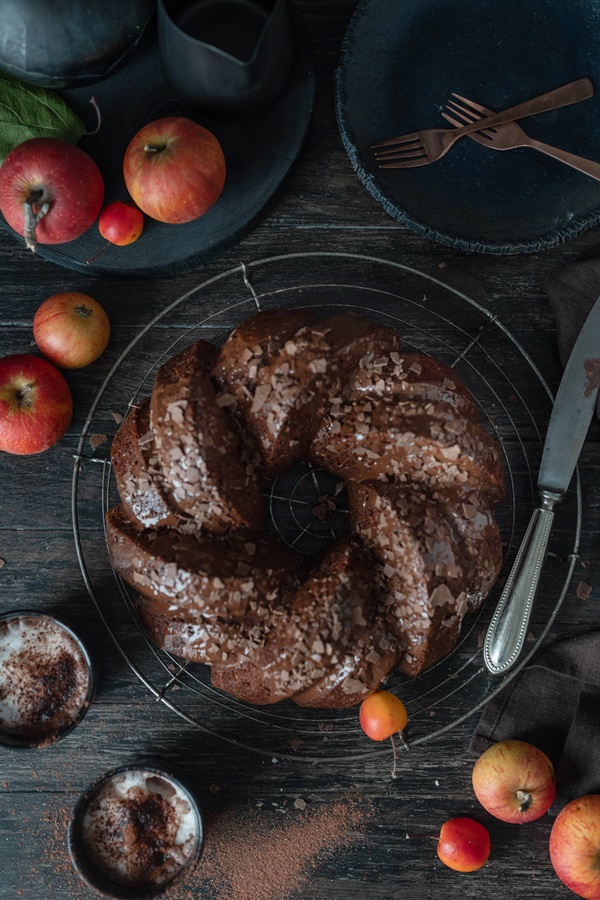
143, 143, 166, 155
22, 194, 50, 253
84, 96, 102, 136
516, 789, 533, 812
15, 382, 34, 408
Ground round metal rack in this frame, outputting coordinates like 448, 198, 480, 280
72, 252, 581, 762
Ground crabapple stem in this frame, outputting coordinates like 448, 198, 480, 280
390, 734, 399, 778
86, 241, 111, 264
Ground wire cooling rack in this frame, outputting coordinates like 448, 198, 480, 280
72, 252, 581, 762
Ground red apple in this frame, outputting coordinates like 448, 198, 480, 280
437, 817, 491, 872
549, 795, 600, 899
33, 292, 110, 369
0, 354, 72, 454
472, 739, 556, 824
0, 138, 104, 252
123, 117, 226, 224
99, 201, 144, 246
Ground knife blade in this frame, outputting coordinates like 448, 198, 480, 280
484, 293, 600, 675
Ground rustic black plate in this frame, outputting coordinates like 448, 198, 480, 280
335, 0, 600, 254
0, 17, 314, 277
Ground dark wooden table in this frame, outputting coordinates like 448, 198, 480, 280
1, 2, 599, 898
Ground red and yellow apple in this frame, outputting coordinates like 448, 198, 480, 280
0, 354, 72, 454
0, 138, 104, 251
549, 795, 600, 899
472, 739, 556, 824
33, 292, 110, 369
437, 817, 491, 872
122, 117, 226, 224
99, 200, 144, 246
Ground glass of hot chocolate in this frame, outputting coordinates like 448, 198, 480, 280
0, 610, 94, 748
68, 761, 203, 898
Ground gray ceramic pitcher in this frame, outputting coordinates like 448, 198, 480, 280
158, 0, 293, 116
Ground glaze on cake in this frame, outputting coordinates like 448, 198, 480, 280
107, 308, 505, 707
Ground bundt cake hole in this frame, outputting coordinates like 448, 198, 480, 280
264, 461, 350, 556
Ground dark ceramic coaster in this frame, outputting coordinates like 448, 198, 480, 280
335, 0, 600, 254
0, 15, 314, 277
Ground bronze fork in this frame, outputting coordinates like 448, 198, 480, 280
372, 78, 593, 169
442, 94, 600, 182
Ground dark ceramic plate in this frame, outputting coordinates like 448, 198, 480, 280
335, 0, 600, 254
0, 17, 314, 277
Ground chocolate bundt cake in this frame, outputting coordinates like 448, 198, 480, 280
107, 308, 505, 708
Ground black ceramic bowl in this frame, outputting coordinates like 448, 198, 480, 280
0, 0, 155, 88
68, 761, 204, 899
0, 610, 95, 749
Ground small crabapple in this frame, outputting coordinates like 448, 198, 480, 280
437, 817, 491, 872
359, 690, 408, 741
99, 201, 144, 246
359, 691, 408, 778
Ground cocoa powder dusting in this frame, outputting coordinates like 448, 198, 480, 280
37, 800, 83, 899
174, 795, 371, 900
0, 647, 80, 737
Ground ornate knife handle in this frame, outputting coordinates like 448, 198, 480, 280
483, 490, 560, 675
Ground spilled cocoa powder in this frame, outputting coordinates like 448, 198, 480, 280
13, 790, 370, 899
174, 794, 372, 900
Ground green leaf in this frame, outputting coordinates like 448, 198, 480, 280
0, 71, 86, 164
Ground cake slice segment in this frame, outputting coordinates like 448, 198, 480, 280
348, 349, 480, 421
111, 398, 184, 531
349, 481, 473, 676
150, 339, 263, 533
105, 505, 305, 666
212, 537, 399, 706
215, 310, 399, 478
312, 395, 505, 503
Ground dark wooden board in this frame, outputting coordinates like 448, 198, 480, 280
1, 1, 599, 897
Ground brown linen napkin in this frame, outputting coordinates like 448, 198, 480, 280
469, 630, 600, 815
543, 258, 600, 417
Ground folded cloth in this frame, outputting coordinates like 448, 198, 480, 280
543, 258, 600, 418
469, 630, 600, 815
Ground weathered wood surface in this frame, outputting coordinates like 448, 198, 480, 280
1, 1, 600, 897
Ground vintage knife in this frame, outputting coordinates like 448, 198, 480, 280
484, 294, 600, 675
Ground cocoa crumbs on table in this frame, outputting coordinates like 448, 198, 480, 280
174, 794, 372, 900
89, 433, 107, 450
